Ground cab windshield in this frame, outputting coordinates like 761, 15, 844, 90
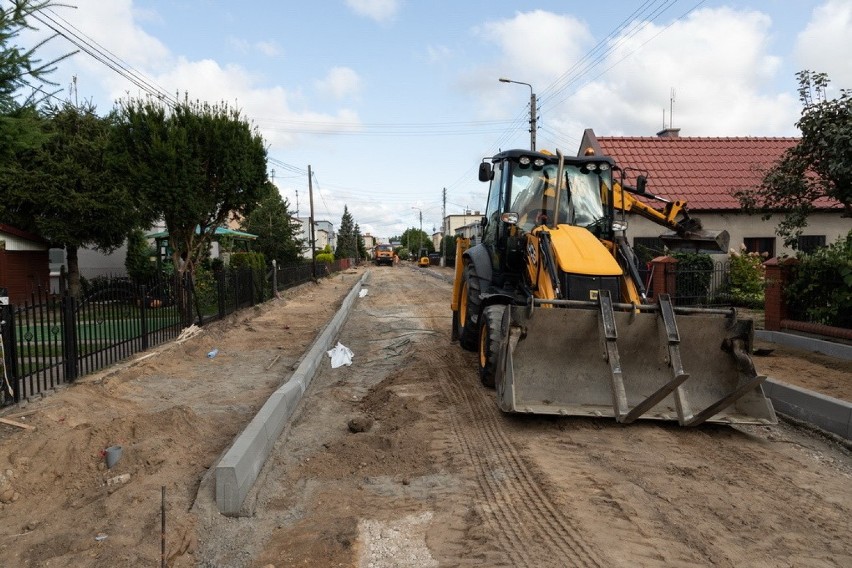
509, 162, 609, 232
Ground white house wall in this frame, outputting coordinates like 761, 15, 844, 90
625, 211, 849, 257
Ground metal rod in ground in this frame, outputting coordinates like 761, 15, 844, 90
161, 486, 166, 568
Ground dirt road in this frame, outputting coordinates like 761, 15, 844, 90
0, 265, 850, 567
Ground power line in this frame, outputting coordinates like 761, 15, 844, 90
539, 1, 707, 114
32, 9, 178, 106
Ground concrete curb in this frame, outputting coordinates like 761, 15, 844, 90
764, 379, 852, 440
756, 330, 851, 440
755, 329, 852, 361
215, 270, 370, 516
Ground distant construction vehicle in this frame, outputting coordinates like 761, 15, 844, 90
450, 148, 776, 427
374, 244, 394, 266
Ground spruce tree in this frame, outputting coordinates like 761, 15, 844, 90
335, 205, 357, 259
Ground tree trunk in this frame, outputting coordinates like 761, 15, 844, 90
67, 246, 81, 299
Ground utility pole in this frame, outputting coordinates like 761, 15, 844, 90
308, 165, 316, 278
411, 207, 423, 259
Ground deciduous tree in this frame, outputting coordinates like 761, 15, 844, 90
737, 71, 851, 247
1, 102, 134, 297
109, 97, 268, 276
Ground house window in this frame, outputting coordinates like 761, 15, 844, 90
743, 237, 775, 258
797, 235, 825, 253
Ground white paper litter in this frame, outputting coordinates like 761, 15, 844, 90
359, 288, 368, 297
327, 342, 354, 368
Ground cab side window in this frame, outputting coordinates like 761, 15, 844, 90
482, 161, 504, 247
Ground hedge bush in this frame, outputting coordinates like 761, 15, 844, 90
725, 247, 766, 308
671, 251, 712, 305
785, 231, 852, 328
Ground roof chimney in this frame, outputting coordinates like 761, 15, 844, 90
656, 127, 681, 138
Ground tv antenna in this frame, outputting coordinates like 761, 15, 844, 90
669, 87, 676, 128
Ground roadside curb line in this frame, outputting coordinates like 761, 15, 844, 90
215, 270, 370, 516
764, 379, 852, 440
755, 330, 851, 440
756, 330, 852, 361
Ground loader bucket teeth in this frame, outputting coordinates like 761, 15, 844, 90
497, 295, 777, 426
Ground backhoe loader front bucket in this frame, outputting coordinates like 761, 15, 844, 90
496, 293, 777, 426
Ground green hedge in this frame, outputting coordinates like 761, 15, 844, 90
785, 231, 852, 328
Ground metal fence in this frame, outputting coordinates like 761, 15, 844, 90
0, 259, 352, 407
666, 260, 733, 307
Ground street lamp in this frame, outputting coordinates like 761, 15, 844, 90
499, 77, 536, 151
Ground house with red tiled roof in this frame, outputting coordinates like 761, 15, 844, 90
578, 128, 849, 259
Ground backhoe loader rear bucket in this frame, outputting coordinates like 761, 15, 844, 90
496, 293, 777, 426
659, 229, 730, 254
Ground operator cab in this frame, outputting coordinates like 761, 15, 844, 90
479, 150, 616, 240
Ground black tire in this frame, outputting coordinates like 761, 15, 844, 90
478, 304, 506, 388
456, 262, 481, 351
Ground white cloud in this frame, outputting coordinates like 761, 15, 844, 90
424, 44, 453, 64
478, 10, 593, 81
315, 67, 362, 100
795, 0, 852, 88
474, 7, 801, 141
255, 40, 282, 58
345, 0, 399, 23
227, 38, 283, 58
26, 0, 361, 150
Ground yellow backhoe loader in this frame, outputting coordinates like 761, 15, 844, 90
450, 148, 776, 426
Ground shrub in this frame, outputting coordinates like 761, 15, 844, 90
229, 251, 268, 300
125, 229, 156, 282
785, 231, 852, 328
671, 251, 712, 305
725, 246, 766, 308
192, 265, 218, 316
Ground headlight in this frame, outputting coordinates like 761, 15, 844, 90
519, 156, 531, 166
598, 163, 610, 171
612, 221, 628, 232
533, 158, 545, 167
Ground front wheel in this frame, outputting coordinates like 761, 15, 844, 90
456, 262, 481, 351
478, 304, 506, 388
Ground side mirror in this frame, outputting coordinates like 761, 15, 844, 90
478, 162, 493, 182
636, 175, 647, 194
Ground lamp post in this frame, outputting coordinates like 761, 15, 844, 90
499, 77, 536, 151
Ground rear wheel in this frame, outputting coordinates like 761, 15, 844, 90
456, 262, 481, 351
478, 304, 506, 388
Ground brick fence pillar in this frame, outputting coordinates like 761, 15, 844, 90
763, 257, 798, 331
649, 256, 677, 301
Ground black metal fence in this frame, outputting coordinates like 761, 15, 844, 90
0, 259, 353, 407
666, 260, 733, 307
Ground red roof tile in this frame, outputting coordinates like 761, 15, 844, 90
595, 136, 837, 211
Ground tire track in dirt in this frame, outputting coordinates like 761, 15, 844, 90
529, 421, 852, 567
432, 345, 609, 568
636, 425, 852, 563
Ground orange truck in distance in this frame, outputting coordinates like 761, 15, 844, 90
374, 244, 394, 266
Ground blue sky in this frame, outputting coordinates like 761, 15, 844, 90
22, 0, 852, 240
